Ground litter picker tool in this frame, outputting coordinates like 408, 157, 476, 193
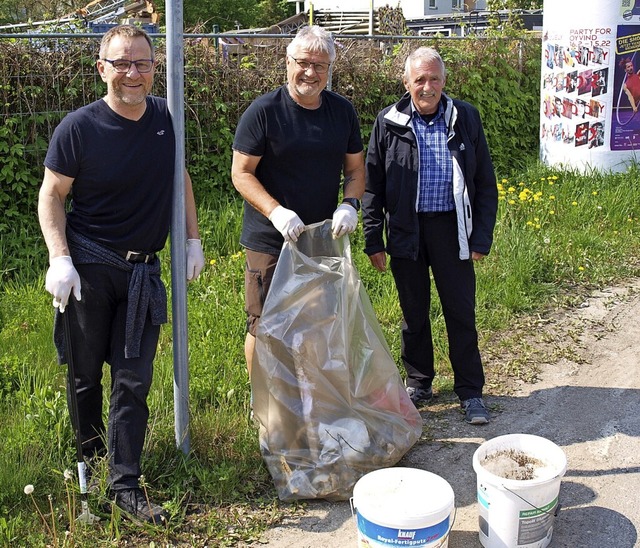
62, 302, 100, 524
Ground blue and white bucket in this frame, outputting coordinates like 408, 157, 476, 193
351, 467, 455, 547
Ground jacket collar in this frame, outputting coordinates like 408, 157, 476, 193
385, 92, 456, 131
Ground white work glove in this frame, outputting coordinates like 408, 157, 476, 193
268, 205, 305, 243
45, 256, 82, 313
186, 239, 205, 281
331, 204, 358, 239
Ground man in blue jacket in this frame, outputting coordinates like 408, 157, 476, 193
363, 47, 497, 424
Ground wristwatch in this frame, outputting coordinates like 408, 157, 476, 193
342, 197, 361, 211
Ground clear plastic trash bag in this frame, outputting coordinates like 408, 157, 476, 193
251, 220, 422, 501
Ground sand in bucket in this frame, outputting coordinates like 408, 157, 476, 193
472, 434, 567, 548
351, 467, 455, 547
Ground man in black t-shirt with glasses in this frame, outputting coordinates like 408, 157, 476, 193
38, 24, 204, 524
231, 25, 365, 379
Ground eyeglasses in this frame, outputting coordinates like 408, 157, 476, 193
288, 56, 331, 74
102, 58, 155, 73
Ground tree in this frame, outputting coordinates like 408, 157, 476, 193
487, 0, 543, 10
254, 0, 294, 28
486, 0, 542, 35
0, 0, 78, 25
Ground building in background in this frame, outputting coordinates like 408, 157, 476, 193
284, 1, 540, 36
288, 1, 488, 18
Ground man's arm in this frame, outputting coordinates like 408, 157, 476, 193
184, 170, 200, 240
38, 167, 81, 309
231, 149, 304, 242
38, 167, 73, 259
342, 151, 365, 200
231, 150, 278, 218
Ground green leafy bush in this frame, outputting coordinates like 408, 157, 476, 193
0, 34, 541, 284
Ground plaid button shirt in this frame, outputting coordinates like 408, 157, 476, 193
413, 103, 455, 212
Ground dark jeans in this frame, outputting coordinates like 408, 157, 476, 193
65, 263, 159, 490
389, 211, 484, 401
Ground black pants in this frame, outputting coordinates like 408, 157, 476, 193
389, 212, 484, 401
65, 263, 159, 490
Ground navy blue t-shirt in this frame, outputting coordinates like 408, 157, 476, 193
233, 85, 363, 254
44, 96, 175, 252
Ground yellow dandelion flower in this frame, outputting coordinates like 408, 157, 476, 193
592, 191, 598, 196
572, 201, 578, 206
549, 195, 556, 200
508, 186, 516, 193
501, 178, 508, 183
578, 266, 585, 271
209, 259, 216, 266
508, 199, 516, 205
549, 210, 555, 215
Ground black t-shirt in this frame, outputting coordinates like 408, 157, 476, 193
233, 85, 363, 253
44, 96, 175, 252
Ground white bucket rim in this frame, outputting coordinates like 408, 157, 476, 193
473, 433, 567, 489
352, 467, 455, 529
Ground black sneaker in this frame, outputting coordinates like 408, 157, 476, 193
406, 386, 433, 407
113, 488, 168, 525
461, 397, 490, 424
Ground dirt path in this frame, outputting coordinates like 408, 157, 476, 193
250, 281, 640, 547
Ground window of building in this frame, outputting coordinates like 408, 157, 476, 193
452, 0, 463, 9
428, 0, 437, 8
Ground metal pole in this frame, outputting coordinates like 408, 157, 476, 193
166, 0, 190, 454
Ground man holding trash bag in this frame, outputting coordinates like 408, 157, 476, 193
363, 47, 498, 424
231, 25, 365, 377
38, 24, 204, 523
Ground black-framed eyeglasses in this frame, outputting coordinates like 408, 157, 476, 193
288, 56, 331, 74
102, 58, 155, 73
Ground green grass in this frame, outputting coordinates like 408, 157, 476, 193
2, 161, 640, 545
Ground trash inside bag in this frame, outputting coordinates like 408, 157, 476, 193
251, 220, 422, 501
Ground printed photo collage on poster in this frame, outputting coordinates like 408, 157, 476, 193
541, 36, 609, 150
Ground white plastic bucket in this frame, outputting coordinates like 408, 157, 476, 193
351, 467, 455, 548
472, 434, 567, 548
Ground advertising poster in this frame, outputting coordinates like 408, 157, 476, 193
541, 0, 640, 171
611, 24, 640, 149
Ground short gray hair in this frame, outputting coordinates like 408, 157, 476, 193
403, 47, 446, 80
286, 25, 336, 62
99, 24, 154, 60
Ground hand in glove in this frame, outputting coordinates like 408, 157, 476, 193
268, 205, 305, 243
45, 256, 82, 313
186, 239, 205, 281
331, 204, 358, 239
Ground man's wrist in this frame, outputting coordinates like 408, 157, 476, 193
341, 197, 361, 211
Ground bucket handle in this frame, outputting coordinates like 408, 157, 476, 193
502, 484, 562, 517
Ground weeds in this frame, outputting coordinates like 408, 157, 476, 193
1, 163, 640, 544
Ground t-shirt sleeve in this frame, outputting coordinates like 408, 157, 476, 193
232, 100, 267, 157
44, 114, 82, 178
